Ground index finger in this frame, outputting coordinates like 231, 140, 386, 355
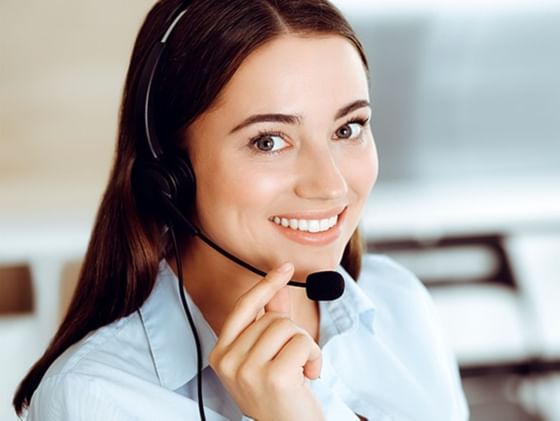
217, 262, 294, 347
264, 284, 291, 316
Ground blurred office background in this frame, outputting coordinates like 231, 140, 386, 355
1, 0, 559, 420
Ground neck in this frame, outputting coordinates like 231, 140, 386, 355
169, 236, 319, 341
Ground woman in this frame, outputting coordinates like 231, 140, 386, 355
14, 0, 469, 420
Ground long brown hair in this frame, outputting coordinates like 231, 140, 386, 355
13, 0, 369, 414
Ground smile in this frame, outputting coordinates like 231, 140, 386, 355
270, 215, 338, 233
268, 207, 348, 246
268, 206, 346, 233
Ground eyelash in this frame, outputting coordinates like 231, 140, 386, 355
248, 116, 370, 155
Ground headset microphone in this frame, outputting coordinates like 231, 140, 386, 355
160, 194, 345, 301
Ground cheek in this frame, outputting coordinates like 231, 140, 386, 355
194, 156, 284, 222
344, 140, 379, 200
364, 142, 379, 192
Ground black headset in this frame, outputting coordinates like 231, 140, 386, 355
130, 2, 208, 420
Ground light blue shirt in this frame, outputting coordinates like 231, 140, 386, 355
26, 254, 469, 420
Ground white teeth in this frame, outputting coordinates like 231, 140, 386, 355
308, 220, 320, 233
270, 214, 340, 233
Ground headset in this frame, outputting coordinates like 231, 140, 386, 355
131, 1, 345, 419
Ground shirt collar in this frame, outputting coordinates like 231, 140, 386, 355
139, 260, 377, 390
139, 260, 216, 391
319, 264, 377, 348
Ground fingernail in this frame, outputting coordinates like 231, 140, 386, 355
278, 262, 293, 273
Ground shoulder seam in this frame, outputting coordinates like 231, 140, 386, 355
45, 312, 138, 379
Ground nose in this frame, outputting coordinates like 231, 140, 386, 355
294, 144, 348, 200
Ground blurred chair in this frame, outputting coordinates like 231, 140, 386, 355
0, 264, 34, 315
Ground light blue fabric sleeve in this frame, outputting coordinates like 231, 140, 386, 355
358, 254, 470, 420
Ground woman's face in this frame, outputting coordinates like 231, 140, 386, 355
185, 34, 378, 279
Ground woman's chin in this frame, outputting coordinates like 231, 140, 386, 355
260, 247, 345, 280
292, 259, 340, 281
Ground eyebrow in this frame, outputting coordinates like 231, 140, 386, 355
228, 99, 370, 135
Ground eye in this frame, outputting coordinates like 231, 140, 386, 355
335, 117, 369, 141
250, 132, 290, 154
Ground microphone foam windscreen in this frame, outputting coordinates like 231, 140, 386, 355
305, 271, 345, 301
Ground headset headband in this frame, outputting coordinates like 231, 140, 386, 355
135, 1, 192, 160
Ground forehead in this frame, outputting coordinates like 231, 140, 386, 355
207, 34, 369, 118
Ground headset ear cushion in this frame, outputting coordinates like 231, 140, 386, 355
167, 153, 196, 207
131, 154, 196, 223
132, 160, 173, 216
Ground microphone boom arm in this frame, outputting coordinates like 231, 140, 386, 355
163, 197, 341, 299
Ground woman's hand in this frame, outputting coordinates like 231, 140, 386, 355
208, 263, 324, 421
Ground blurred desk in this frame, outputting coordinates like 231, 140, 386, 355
362, 175, 560, 419
363, 174, 560, 241
363, 174, 560, 372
